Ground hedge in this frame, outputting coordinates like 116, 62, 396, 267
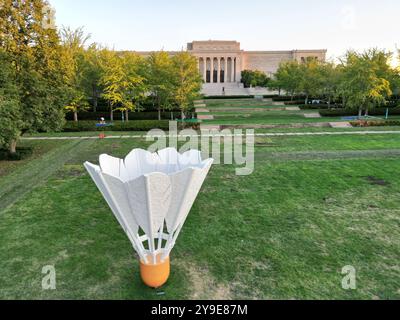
320, 107, 400, 117
299, 104, 337, 110
65, 111, 184, 121
272, 95, 307, 102
204, 95, 254, 100
204, 94, 278, 100
350, 120, 400, 127
63, 120, 172, 132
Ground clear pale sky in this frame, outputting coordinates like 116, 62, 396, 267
49, 0, 399, 63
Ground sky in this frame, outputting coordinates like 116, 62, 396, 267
49, 0, 399, 64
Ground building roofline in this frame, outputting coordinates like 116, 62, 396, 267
245, 49, 327, 54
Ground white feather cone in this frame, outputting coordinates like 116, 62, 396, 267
84, 148, 213, 265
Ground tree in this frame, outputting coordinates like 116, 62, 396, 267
319, 62, 342, 107
298, 57, 324, 105
147, 52, 174, 120
60, 26, 91, 122
80, 44, 105, 112
0, 51, 23, 154
0, 0, 69, 154
120, 52, 147, 121
64, 92, 90, 122
99, 50, 146, 121
241, 70, 269, 88
339, 49, 392, 117
171, 52, 202, 119
273, 61, 302, 100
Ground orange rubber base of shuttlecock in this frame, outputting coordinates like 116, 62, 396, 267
140, 255, 170, 288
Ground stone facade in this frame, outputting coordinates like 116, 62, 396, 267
136, 40, 327, 95
187, 40, 327, 84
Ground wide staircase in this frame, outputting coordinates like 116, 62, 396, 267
202, 83, 276, 96
202, 83, 248, 96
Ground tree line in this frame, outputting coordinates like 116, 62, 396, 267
268, 49, 400, 116
0, 0, 202, 154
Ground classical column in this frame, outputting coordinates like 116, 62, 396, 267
224, 58, 228, 83
203, 57, 207, 83
236, 57, 241, 83
231, 57, 235, 83
217, 58, 221, 83
211, 57, 214, 83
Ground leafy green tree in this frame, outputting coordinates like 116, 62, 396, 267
0, 51, 23, 153
171, 52, 202, 119
120, 52, 147, 121
64, 93, 90, 122
241, 70, 270, 88
339, 49, 392, 117
319, 62, 342, 106
81, 44, 105, 112
274, 61, 302, 100
100, 50, 146, 121
298, 57, 324, 104
60, 26, 91, 122
147, 52, 174, 120
0, 0, 69, 154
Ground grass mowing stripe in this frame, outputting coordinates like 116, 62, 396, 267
0, 139, 95, 213
253, 149, 400, 161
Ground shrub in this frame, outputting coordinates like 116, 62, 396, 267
284, 100, 306, 105
65, 111, 183, 121
299, 104, 336, 110
272, 95, 306, 102
320, 109, 359, 117
204, 95, 254, 100
350, 120, 400, 127
320, 107, 400, 117
63, 120, 172, 132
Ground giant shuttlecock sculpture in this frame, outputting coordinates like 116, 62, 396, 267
84, 148, 213, 288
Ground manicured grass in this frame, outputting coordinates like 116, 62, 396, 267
23, 131, 146, 137
203, 112, 342, 125
0, 140, 64, 178
253, 126, 400, 133
20, 126, 400, 138
202, 98, 400, 127
204, 98, 277, 108
0, 134, 399, 299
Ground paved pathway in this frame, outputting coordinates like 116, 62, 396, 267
21, 130, 400, 140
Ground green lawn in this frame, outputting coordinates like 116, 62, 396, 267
0, 134, 399, 299
204, 98, 279, 108
200, 98, 400, 127
201, 110, 343, 125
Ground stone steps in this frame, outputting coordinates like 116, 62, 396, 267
197, 115, 215, 120
304, 113, 322, 118
329, 122, 353, 128
195, 108, 210, 113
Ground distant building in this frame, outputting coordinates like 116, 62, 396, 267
136, 40, 327, 96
